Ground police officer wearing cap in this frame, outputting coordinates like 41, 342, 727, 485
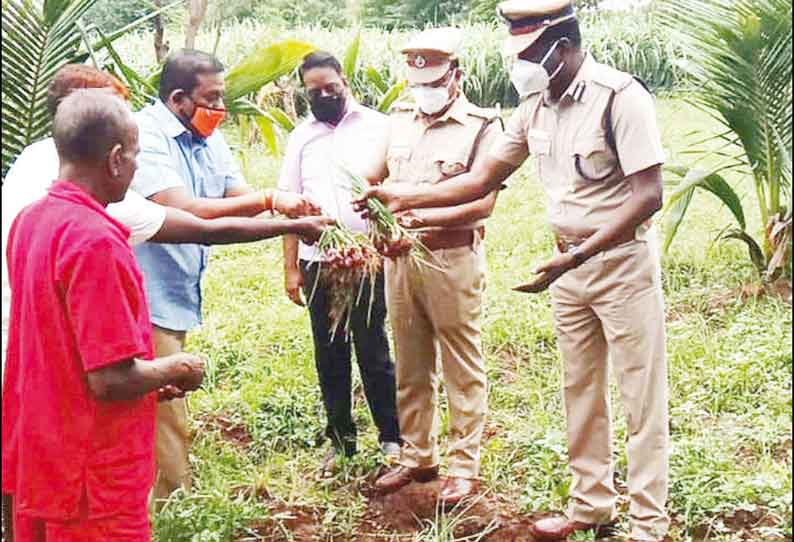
356, 2, 670, 540
363, 27, 504, 506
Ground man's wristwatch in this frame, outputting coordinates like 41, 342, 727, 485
569, 245, 588, 268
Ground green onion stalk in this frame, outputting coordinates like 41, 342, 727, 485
307, 163, 441, 339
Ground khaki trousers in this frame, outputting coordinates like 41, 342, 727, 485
549, 235, 669, 542
150, 326, 192, 509
385, 239, 488, 479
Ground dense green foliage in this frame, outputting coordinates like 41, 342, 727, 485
1, 0, 173, 177
84, 0, 153, 31
659, 0, 793, 279
114, 8, 686, 114
84, 0, 633, 38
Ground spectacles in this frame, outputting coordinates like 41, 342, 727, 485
304, 83, 345, 101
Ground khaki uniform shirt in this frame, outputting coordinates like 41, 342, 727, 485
384, 94, 503, 231
490, 54, 666, 239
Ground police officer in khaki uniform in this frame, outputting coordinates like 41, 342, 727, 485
364, 27, 504, 506
356, 2, 670, 540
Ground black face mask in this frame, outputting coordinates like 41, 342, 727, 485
311, 94, 346, 125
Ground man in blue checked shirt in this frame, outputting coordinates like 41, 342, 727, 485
131, 49, 320, 507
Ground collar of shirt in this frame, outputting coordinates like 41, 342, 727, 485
48, 180, 132, 241
542, 52, 595, 108
293, 98, 371, 154
414, 92, 473, 126
149, 100, 210, 148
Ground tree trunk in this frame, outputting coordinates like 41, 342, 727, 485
184, 0, 209, 50
153, 0, 169, 63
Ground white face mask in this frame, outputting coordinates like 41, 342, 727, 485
411, 77, 453, 115
509, 40, 565, 99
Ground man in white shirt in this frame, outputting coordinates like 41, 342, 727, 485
280, 52, 401, 474
1, 64, 331, 375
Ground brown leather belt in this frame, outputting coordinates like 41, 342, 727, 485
421, 226, 485, 252
555, 228, 636, 254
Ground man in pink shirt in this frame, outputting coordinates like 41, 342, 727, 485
3, 89, 205, 542
280, 52, 401, 474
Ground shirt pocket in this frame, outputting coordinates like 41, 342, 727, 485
527, 129, 552, 179
193, 167, 228, 198
572, 134, 618, 183
387, 145, 412, 182
436, 148, 470, 181
527, 129, 552, 156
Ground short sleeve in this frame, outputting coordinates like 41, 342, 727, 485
612, 82, 666, 176
489, 107, 530, 166
106, 191, 167, 246
60, 239, 151, 371
472, 118, 505, 169
130, 122, 185, 198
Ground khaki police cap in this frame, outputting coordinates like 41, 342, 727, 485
401, 27, 463, 85
497, 0, 577, 56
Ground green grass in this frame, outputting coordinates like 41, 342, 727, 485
152, 98, 792, 541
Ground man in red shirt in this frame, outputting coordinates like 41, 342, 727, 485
2, 88, 205, 541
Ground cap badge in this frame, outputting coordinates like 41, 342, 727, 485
415, 55, 427, 69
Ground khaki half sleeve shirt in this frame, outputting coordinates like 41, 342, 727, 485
386, 94, 503, 231
490, 54, 666, 238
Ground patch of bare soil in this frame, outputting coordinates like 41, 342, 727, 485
359, 478, 540, 542
691, 507, 786, 541
774, 438, 792, 463
244, 501, 325, 542
670, 279, 793, 321
195, 413, 254, 448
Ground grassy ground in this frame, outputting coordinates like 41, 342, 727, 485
152, 98, 792, 542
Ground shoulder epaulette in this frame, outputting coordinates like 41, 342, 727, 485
591, 64, 634, 93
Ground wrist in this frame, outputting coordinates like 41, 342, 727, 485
568, 246, 588, 268
290, 218, 309, 236
412, 211, 428, 229
262, 189, 275, 213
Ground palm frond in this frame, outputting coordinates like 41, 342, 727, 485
660, 0, 793, 188
1, 0, 175, 178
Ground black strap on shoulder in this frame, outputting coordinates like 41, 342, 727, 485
603, 76, 652, 161
603, 89, 619, 163
466, 116, 505, 172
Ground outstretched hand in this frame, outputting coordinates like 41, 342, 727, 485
514, 253, 577, 294
296, 216, 336, 245
375, 236, 414, 259
352, 184, 417, 216
278, 192, 323, 218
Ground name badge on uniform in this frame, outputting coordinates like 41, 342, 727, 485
527, 129, 551, 156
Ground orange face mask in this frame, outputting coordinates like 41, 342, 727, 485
190, 105, 226, 138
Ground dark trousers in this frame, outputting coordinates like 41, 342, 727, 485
301, 261, 400, 456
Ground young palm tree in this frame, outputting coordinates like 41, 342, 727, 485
660, 0, 792, 280
0, 0, 182, 177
